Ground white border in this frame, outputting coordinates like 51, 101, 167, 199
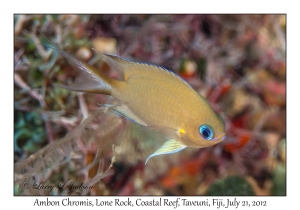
5, 1, 296, 209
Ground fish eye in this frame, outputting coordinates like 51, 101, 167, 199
199, 124, 214, 140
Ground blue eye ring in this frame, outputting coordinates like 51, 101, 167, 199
199, 124, 214, 140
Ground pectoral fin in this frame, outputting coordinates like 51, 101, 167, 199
103, 103, 147, 126
145, 139, 187, 165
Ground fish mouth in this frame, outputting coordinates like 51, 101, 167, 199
212, 134, 226, 142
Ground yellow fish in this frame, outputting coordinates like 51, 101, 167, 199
52, 45, 226, 164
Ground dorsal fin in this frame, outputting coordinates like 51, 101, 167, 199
100, 53, 129, 81
101, 53, 192, 88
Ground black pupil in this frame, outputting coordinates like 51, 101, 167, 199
203, 128, 210, 138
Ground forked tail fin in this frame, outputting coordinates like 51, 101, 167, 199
54, 48, 113, 95
38, 30, 113, 95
